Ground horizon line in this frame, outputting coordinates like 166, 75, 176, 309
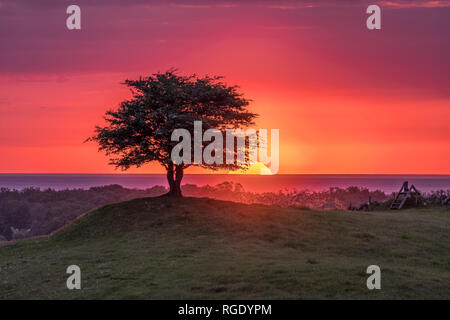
1, 173, 450, 176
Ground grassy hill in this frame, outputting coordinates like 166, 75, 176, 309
0, 197, 449, 299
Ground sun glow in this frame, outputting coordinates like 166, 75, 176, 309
229, 162, 273, 175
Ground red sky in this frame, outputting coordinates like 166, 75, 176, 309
0, 0, 449, 174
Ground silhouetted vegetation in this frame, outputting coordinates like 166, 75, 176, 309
0, 185, 165, 241
88, 70, 257, 197
1, 183, 448, 242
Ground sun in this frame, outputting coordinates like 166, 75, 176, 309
228, 162, 273, 175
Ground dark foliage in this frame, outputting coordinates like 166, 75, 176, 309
88, 70, 257, 196
2, 183, 447, 241
0, 185, 165, 241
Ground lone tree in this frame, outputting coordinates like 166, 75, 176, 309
88, 70, 257, 197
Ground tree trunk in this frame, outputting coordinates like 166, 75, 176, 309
165, 162, 183, 197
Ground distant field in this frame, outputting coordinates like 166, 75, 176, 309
0, 197, 449, 299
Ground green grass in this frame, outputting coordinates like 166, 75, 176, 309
0, 197, 449, 299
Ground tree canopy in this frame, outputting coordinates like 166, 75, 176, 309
88, 70, 258, 196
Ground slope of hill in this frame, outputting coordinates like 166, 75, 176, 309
0, 197, 449, 299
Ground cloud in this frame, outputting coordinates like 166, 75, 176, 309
168, 2, 238, 8
262, 25, 314, 30
380, 0, 450, 8
266, 4, 313, 9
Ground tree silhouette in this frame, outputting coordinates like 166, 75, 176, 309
88, 70, 257, 196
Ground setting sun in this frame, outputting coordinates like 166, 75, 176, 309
229, 162, 273, 175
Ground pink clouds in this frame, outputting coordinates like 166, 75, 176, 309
381, 0, 450, 8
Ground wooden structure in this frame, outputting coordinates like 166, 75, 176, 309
390, 181, 423, 210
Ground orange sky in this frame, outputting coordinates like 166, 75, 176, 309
0, 0, 449, 174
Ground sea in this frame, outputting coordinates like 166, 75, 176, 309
0, 174, 449, 194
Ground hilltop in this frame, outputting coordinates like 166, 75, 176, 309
0, 183, 390, 241
0, 197, 449, 299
